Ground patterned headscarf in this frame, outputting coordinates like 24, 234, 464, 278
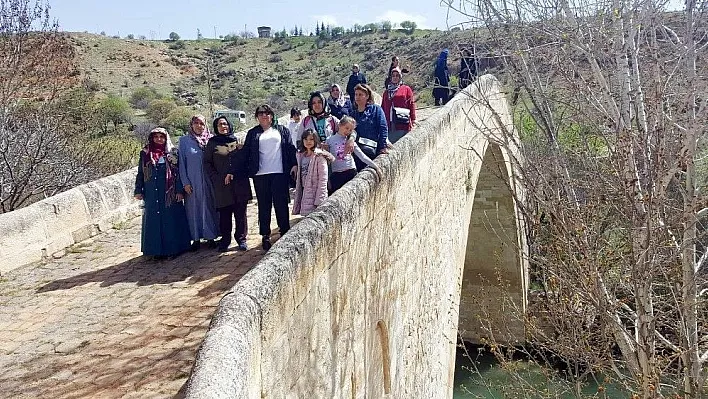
189, 114, 213, 148
142, 127, 178, 206
327, 84, 346, 108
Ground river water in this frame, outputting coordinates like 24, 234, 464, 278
452, 343, 627, 398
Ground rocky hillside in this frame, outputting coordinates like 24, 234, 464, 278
70, 29, 486, 116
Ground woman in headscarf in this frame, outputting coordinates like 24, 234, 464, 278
381, 67, 416, 143
134, 127, 191, 259
204, 116, 253, 252
433, 49, 450, 106
299, 91, 340, 143
326, 84, 351, 120
179, 115, 219, 251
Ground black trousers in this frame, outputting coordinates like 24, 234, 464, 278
433, 87, 450, 106
329, 168, 358, 194
252, 173, 290, 237
218, 201, 248, 246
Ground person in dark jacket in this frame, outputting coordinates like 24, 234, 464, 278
229, 104, 297, 250
350, 83, 388, 171
327, 84, 351, 120
433, 49, 450, 106
459, 48, 477, 90
345, 63, 367, 100
134, 127, 191, 259
204, 116, 252, 252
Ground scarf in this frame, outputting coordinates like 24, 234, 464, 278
189, 115, 213, 148
327, 84, 346, 108
387, 82, 402, 100
142, 128, 177, 207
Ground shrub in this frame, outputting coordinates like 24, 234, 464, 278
268, 54, 283, 63
169, 40, 185, 50
130, 87, 160, 109
146, 99, 177, 124
159, 107, 193, 135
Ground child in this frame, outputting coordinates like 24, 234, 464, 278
287, 107, 302, 147
292, 129, 334, 216
325, 115, 382, 194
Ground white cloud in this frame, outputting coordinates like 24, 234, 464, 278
311, 14, 339, 27
376, 10, 429, 29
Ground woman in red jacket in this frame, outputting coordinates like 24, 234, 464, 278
381, 67, 416, 144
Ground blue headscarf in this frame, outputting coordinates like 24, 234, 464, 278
436, 49, 449, 71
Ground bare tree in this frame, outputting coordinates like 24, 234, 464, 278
446, 0, 708, 396
0, 0, 110, 212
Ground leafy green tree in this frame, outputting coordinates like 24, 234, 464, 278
168, 32, 180, 41
331, 26, 345, 37
146, 99, 177, 124
315, 23, 320, 36
97, 94, 132, 133
362, 23, 378, 32
126, 33, 134, 39
130, 87, 160, 109
400, 20, 417, 34
381, 20, 392, 32
159, 107, 193, 135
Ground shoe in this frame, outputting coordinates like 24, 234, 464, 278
262, 236, 272, 251
205, 239, 217, 249
189, 241, 200, 252
217, 245, 229, 253
237, 240, 248, 251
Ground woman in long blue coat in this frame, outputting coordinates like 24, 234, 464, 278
134, 127, 192, 259
179, 115, 219, 251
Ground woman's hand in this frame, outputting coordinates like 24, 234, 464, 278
378, 148, 389, 155
224, 174, 233, 185
374, 166, 383, 179
184, 184, 193, 195
176, 193, 184, 202
134, 194, 144, 200
320, 143, 330, 151
290, 166, 298, 179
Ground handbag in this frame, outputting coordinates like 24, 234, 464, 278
393, 107, 410, 124
356, 136, 378, 158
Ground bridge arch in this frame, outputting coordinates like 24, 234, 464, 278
185, 75, 528, 398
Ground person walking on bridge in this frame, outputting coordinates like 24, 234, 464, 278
381, 67, 416, 143
179, 115, 218, 251
433, 49, 450, 106
345, 63, 367, 101
134, 127, 191, 259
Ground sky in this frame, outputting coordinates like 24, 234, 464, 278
47, 0, 472, 40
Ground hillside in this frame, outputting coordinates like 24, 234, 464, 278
70, 29, 485, 117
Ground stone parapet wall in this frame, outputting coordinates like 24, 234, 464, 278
0, 168, 140, 274
186, 75, 527, 399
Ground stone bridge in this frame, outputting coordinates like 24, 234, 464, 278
0, 75, 527, 398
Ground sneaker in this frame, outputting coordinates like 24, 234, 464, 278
262, 236, 272, 251
237, 240, 248, 251
189, 241, 200, 252
205, 239, 217, 249
217, 245, 229, 253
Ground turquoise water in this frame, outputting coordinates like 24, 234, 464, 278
452, 343, 627, 398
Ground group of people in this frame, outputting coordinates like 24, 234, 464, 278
133, 50, 480, 259
134, 61, 421, 259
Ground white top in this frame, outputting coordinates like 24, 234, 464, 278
257, 127, 283, 175
287, 120, 301, 146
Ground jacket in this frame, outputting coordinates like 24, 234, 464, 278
346, 72, 367, 99
350, 104, 388, 153
238, 124, 297, 177
381, 84, 416, 132
292, 149, 333, 216
204, 135, 252, 209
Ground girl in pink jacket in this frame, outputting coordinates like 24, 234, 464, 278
292, 129, 333, 216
